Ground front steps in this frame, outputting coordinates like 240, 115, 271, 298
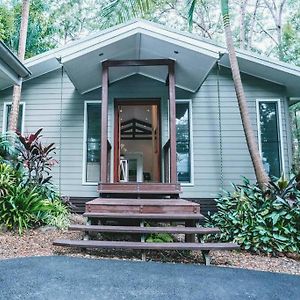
54, 191, 239, 265
68, 224, 220, 235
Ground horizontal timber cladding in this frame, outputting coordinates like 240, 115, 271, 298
0, 66, 291, 199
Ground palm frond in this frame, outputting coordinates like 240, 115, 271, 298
101, 0, 157, 26
186, 0, 199, 31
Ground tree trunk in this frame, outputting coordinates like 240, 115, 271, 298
221, 0, 269, 188
263, 0, 287, 60
8, 0, 30, 132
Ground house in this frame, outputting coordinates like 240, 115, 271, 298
0, 41, 31, 89
1, 20, 300, 214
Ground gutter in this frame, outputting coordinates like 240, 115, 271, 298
0, 41, 31, 79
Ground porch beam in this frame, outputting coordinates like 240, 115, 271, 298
168, 61, 177, 184
100, 62, 109, 183
103, 59, 174, 67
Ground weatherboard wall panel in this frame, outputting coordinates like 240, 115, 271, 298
0, 67, 290, 200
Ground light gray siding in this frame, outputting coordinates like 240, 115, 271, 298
0, 67, 291, 199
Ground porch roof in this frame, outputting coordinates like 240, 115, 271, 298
23, 19, 300, 97
0, 41, 31, 91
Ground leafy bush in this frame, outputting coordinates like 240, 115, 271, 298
0, 184, 49, 233
0, 163, 18, 197
0, 181, 70, 233
16, 128, 57, 185
0, 132, 19, 165
207, 176, 300, 254
146, 233, 174, 243
43, 197, 70, 229
0, 129, 69, 234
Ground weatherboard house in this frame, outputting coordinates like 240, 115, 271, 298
1, 20, 300, 215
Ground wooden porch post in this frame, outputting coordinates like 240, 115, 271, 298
168, 61, 177, 184
100, 62, 109, 183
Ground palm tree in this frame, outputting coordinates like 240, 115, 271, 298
8, 0, 30, 132
188, 0, 269, 187
104, 0, 271, 188
219, 0, 269, 187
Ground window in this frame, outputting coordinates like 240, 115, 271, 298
176, 101, 193, 184
2, 102, 25, 133
83, 101, 101, 184
257, 100, 284, 178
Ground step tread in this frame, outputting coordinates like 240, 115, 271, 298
53, 239, 239, 251
69, 224, 220, 234
86, 198, 198, 206
83, 212, 205, 220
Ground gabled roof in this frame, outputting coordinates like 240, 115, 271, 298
0, 41, 31, 90
22, 19, 300, 97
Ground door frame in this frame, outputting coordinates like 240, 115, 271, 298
113, 98, 162, 183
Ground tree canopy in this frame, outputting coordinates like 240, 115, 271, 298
0, 0, 299, 65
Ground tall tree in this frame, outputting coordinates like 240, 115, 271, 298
8, 0, 30, 132
188, 0, 269, 187
263, 0, 287, 60
221, 0, 269, 187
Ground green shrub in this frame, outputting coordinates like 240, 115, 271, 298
0, 161, 69, 233
0, 163, 18, 197
43, 197, 70, 229
146, 233, 174, 243
0, 182, 70, 233
0, 184, 49, 233
206, 176, 300, 254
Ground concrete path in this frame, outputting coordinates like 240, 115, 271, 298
0, 256, 299, 300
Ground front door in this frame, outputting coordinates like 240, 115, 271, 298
114, 100, 161, 183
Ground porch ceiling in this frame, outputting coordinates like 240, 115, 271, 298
60, 32, 219, 94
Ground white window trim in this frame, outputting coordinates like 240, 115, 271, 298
256, 99, 285, 176
82, 100, 101, 185
176, 99, 194, 186
2, 102, 25, 134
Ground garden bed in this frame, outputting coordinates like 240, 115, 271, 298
0, 214, 299, 275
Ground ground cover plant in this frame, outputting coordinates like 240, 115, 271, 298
207, 175, 300, 255
0, 129, 70, 234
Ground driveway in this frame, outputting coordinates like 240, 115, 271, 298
0, 256, 299, 300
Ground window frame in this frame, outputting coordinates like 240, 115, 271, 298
256, 98, 285, 177
2, 102, 25, 134
175, 99, 194, 186
82, 100, 102, 185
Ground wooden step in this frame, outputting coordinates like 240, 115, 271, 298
85, 198, 200, 214
83, 212, 205, 220
53, 239, 239, 251
69, 225, 220, 234
98, 183, 181, 195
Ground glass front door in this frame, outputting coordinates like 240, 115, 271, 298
114, 100, 161, 183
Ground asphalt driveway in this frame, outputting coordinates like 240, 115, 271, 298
0, 256, 299, 300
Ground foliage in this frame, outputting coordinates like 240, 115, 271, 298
0, 162, 18, 198
0, 130, 69, 234
0, 183, 49, 234
100, 0, 157, 26
16, 128, 57, 186
1, 0, 57, 58
146, 233, 174, 243
207, 176, 300, 254
0, 175, 69, 233
43, 197, 70, 229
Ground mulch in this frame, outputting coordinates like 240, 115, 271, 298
0, 214, 299, 275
